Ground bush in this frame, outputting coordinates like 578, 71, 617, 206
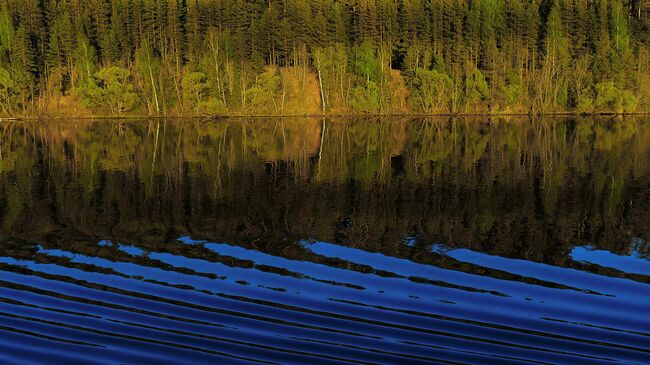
197, 98, 226, 115
594, 81, 638, 113
500, 71, 521, 106
245, 68, 281, 113
620, 90, 638, 112
182, 72, 211, 112
354, 43, 381, 84
464, 67, 489, 107
410, 68, 451, 113
0, 66, 31, 115
576, 93, 594, 113
79, 66, 138, 113
350, 81, 380, 113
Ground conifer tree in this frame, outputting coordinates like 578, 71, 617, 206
0, 0, 648, 116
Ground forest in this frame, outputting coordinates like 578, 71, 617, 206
0, 0, 649, 116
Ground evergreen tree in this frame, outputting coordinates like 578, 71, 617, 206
0, 0, 648, 116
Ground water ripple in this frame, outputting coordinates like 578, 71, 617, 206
0, 237, 648, 364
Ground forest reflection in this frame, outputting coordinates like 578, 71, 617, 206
1, 116, 649, 266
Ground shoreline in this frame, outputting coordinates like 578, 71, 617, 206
1, 111, 649, 122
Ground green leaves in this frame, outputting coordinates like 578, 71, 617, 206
0, 65, 32, 115
410, 67, 451, 113
611, 0, 631, 53
464, 66, 489, 104
74, 32, 97, 82
182, 71, 211, 112
0, 4, 13, 56
500, 71, 521, 105
0, 66, 13, 88
0, 0, 649, 116
350, 81, 380, 113
354, 44, 381, 84
244, 68, 282, 113
594, 81, 638, 113
79, 66, 139, 114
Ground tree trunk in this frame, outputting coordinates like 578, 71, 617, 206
317, 66, 325, 113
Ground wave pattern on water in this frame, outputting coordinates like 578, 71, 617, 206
1, 238, 649, 364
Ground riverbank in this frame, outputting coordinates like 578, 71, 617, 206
3, 111, 649, 122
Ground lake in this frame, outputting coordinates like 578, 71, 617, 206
1, 117, 649, 364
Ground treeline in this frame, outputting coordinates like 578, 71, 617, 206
0, 0, 649, 116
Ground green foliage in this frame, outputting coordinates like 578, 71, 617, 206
197, 98, 226, 115
537, 3, 571, 111
557, 85, 569, 109
0, 0, 649, 115
74, 32, 97, 82
410, 68, 451, 113
0, 66, 31, 115
200, 28, 235, 106
182, 72, 211, 112
134, 39, 172, 114
354, 44, 381, 84
611, 1, 631, 53
79, 66, 138, 114
13, 26, 36, 73
577, 94, 594, 114
464, 66, 489, 107
620, 91, 638, 112
0, 4, 13, 56
500, 71, 521, 105
245, 68, 282, 113
350, 81, 381, 113
594, 81, 638, 113
403, 46, 433, 79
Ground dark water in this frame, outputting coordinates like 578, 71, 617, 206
1, 117, 650, 364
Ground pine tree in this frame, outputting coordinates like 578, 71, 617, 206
0, 3, 14, 61
0, 0, 649, 116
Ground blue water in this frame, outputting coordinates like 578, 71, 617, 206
1, 117, 650, 364
2, 240, 649, 364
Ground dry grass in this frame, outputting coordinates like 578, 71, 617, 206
279, 66, 322, 115
388, 70, 411, 113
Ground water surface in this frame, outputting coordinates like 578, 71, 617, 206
1, 117, 649, 364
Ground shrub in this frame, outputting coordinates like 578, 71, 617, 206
79, 66, 138, 113
594, 81, 638, 113
182, 71, 211, 112
350, 81, 381, 113
410, 68, 451, 113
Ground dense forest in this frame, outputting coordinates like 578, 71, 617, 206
0, 0, 649, 116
